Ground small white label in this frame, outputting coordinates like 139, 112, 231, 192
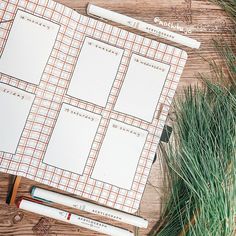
67, 37, 124, 107
92, 119, 147, 190
43, 103, 101, 175
115, 54, 170, 122
0, 10, 59, 85
0, 83, 35, 153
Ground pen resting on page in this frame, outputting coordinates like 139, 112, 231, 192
87, 3, 201, 49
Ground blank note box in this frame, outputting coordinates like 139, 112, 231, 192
67, 37, 124, 107
43, 103, 101, 175
0, 10, 60, 85
92, 119, 148, 190
114, 54, 170, 122
0, 83, 35, 154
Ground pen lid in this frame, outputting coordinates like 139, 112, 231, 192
31, 186, 53, 204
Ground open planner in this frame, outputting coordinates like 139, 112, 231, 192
0, 0, 187, 213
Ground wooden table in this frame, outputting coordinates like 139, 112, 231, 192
0, 0, 234, 235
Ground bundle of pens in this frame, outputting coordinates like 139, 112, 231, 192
151, 1, 236, 236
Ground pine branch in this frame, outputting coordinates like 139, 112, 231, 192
151, 1, 236, 235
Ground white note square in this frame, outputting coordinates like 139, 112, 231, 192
0, 83, 35, 154
43, 103, 101, 175
67, 37, 124, 107
92, 119, 148, 190
114, 54, 170, 122
0, 10, 60, 85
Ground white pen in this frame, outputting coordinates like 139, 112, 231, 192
16, 198, 134, 236
87, 4, 201, 49
31, 187, 148, 228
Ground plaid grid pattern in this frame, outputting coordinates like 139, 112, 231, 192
0, 0, 187, 213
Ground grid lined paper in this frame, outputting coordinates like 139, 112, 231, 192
0, 0, 187, 213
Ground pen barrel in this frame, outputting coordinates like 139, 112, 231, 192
87, 4, 200, 49
69, 214, 133, 236
88, 3, 136, 28
18, 199, 133, 236
32, 187, 148, 228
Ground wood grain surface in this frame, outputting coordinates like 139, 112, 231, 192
0, 0, 234, 235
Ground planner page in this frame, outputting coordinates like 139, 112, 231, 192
0, 0, 187, 213
0, 83, 35, 153
68, 37, 124, 107
43, 103, 101, 175
0, 10, 59, 85
91, 119, 148, 190
114, 54, 170, 122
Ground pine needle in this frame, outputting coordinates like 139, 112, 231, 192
150, 1, 236, 235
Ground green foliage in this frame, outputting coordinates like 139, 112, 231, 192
151, 1, 236, 235
211, 0, 236, 24
153, 82, 236, 236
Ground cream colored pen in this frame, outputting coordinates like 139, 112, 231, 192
31, 187, 148, 228
17, 198, 134, 236
87, 4, 200, 49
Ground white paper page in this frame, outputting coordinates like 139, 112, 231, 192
0, 10, 59, 85
67, 37, 124, 107
0, 83, 35, 154
43, 103, 101, 175
114, 54, 170, 122
92, 119, 148, 190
